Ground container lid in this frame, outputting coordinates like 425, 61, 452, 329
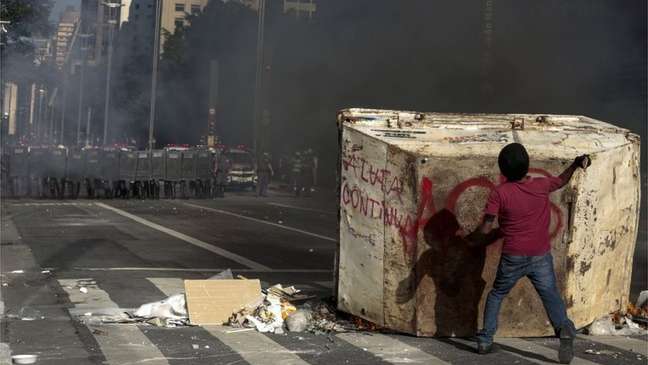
339, 108, 638, 159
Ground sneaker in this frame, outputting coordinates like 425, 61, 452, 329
558, 324, 575, 364
477, 342, 493, 354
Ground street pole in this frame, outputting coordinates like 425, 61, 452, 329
76, 34, 91, 146
36, 88, 45, 143
253, 0, 266, 156
86, 107, 92, 146
148, 0, 162, 151
103, 1, 121, 146
60, 70, 68, 145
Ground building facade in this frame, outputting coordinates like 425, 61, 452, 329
54, 7, 80, 68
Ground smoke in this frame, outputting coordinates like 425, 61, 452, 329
3, 0, 645, 185
148, 0, 645, 187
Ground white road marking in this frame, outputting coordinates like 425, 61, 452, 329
68, 267, 332, 273
267, 202, 336, 215
313, 280, 334, 289
95, 202, 270, 271
181, 202, 338, 242
10, 202, 94, 207
58, 278, 169, 365
495, 338, 599, 365
337, 332, 450, 365
578, 335, 648, 357
148, 278, 311, 365
203, 325, 312, 365
147, 278, 184, 295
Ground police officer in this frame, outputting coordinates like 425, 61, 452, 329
301, 148, 317, 197
291, 151, 303, 196
256, 152, 273, 197
213, 153, 231, 198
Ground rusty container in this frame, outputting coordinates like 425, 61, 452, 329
336, 108, 641, 337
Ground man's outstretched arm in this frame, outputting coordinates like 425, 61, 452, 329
555, 154, 591, 190
465, 214, 501, 247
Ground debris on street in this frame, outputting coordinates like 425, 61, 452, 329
185, 278, 263, 325
587, 313, 648, 336
586, 291, 648, 336
69, 268, 379, 335
134, 294, 187, 320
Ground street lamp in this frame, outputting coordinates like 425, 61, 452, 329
76, 33, 92, 146
102, 1, 123, 146
36, 88, 45, 143
253, 0, 266, 157
148, 0, 162, 151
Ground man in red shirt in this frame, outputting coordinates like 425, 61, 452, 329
466, 143, 590, 364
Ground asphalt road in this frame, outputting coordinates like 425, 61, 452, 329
1, 189, 646, 365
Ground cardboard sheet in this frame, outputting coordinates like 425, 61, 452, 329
185, 279, 262, 325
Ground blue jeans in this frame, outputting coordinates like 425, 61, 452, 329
477, 252, 575, 344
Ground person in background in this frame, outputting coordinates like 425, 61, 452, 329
213, 152, 231, 198
257, 152, 274, 197
291, 151, 303, 196
465, 143, 590, 364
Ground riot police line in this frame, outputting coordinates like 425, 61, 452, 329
3, 145, 227, 199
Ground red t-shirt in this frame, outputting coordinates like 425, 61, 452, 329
484, 176, 562, 256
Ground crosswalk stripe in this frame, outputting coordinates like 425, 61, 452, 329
578, 335, 648, 357
147, 277, 310, 365
495, 338, 599, 365
146, 278, 184, 295
337, 332, 450, 365
59, 278, 170, 365
95, 202, 271, 271
203, 326, 312, 365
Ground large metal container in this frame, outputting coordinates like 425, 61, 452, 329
336, 108, 641, 337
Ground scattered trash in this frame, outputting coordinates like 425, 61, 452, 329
584, 349, 621, 358
587, 315, 648, 336
79, 287, 88, 294
19, 307, 43, 321
637, 290, 648, 308
2, 283, 8, 287
41, 269, 51, 274
11, 354, 38, 364
9, 270, 24, 274
286, 310, 312, 332
278, 220, 283, 224
191, 344, 199, 350
186, 279, 263, 325
627, 290, 648, 325
208, 269, 234, 280
134, 294, 187, 320
266, 284, 315, 303
84, 312, 93, 317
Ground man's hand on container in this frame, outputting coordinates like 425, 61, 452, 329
574, 154, 591, 170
